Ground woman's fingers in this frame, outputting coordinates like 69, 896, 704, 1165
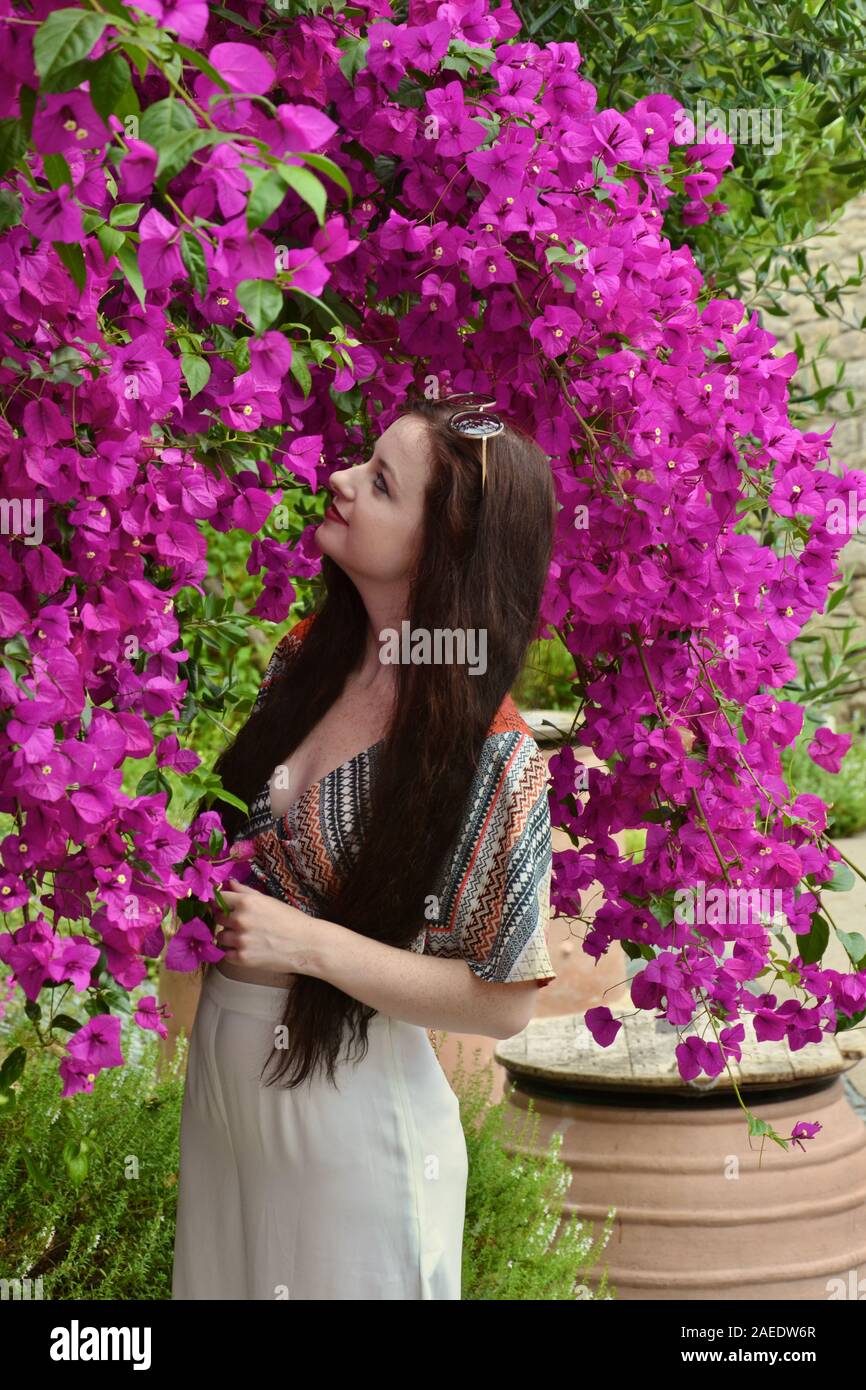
226, 876, 264, 896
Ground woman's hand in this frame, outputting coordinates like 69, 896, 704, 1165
213, 877, 323, 976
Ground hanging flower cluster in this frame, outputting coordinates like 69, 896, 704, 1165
1, 0, 864, 1140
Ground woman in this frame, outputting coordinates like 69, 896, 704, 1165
171, 393, 559, 1300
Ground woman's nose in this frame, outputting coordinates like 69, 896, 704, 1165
327, 467, 352, 499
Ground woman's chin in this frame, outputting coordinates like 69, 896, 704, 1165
313, 525, 352, 570
313, 522, 336, 554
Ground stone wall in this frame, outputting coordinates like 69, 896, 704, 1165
762, 192, 866, 730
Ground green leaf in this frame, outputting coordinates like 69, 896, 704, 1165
43, 152, 73, 190
209, 3, 260, 33
180, 230, 209, 298
0, 1045, 26, 1090
88, 0, 129, 20
117, 238, 146, 307
33, 54, 97, 94
33, 9, 110, 88
50, 1013, 83, 1033
66, 1150, 89, 1184
181, 352, 211, 398
96, 223, 124, 259
836, 930, 866, 969
109, 201, 143, 227
0, 188, 22, 231
156, 128, 226, 186
236, 278, 283, 335
136, 768, 171, 798
82, 207, 105, 235
338, 34, 369, 81
825, 583, 849, 614
277, 161, 327, 225
825, 861, 856, 893
835, 1006, 866, 1034
289, 350, 311, 398
797, 911, 829, 965
139, 97, 199, 149
746, 1113, 788, 1149
246, 168, 289, 231
213, 787, 249, 813
53, 241, 86, 293
113, 82, 141, 131
89, 50, 132, 122
297, 152, 353, 204
119, 42, 150, 82
0, 119, 26, 176
442, 41, 497, 77
18, 85, 37, 141
23, 1150, 54, 1191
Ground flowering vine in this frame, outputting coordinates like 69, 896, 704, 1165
0, 0, 864, 1154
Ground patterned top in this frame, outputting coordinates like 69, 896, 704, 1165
232, 616, 557, 989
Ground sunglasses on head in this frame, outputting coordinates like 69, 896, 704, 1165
437, 391, 505, 492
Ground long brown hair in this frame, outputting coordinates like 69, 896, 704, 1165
208, 396, 557, 1089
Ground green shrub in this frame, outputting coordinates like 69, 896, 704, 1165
0, 979, 185, 1301
1, 980, 615, 1300
512, 636, 578, 712
445, 1039, 617, 1300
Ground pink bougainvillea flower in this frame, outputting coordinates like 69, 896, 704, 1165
117, 140, 159, 200
1, 0, 863, 1132
808, 726, 852, 774
156, 735, 201, 774
135, 994, 170, 1039
790, 1121, 823, 1153
585, 1005, 622, 1048
33, 93, 111, 155
66, 1014, 124, 1074
24, 189, 83, 242
126, 0, 208, 42
137, 208, 184, 290
165, 917, 224, 972
273, 103, 338, 153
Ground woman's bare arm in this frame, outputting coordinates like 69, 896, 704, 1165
309, 917, 540, 1039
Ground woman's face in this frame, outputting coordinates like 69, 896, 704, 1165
315, 413, 432, 583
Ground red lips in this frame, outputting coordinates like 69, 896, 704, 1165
325, 501, 348, 525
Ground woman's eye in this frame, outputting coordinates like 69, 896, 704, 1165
374, 472, 389, 496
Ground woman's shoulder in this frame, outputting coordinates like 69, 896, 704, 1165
485, 692, 535, 743
479, 696, 548, 800
265, 612, 317, 667
282, 612, 317, 650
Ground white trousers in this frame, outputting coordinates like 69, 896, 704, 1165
172, 963, 468, 1300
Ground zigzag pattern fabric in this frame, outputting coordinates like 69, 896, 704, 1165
235, 618, 557, 989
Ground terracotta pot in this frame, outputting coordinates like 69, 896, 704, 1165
495, 1012, 866, 1300
498, 1076, 866, 1299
